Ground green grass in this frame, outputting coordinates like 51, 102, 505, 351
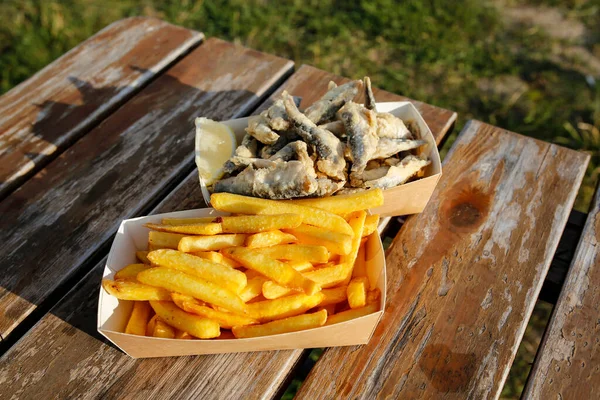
1, 0, 599, 398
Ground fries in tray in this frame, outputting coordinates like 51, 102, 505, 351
101, 189, 384, 341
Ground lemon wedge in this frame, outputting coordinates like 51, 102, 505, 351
195, 118, 237, 186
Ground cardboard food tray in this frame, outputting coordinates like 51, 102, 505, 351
209, 101, 441, 217
98, 208, 387, 358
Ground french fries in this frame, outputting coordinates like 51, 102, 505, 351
102, 279, 172, 301
147, 249, 247, 294
211, 192, 353, 236
223, 247, 319, 295
145, 222, 223, 236
178, 234, 246, 252
103, 189, 385, 342
172, 293, 258, 329
137, 268, 248, 315
253, 244, 328, 263
150, 301, 220, 339
148, 231, 186, 250
153, 318, 176, 338
287, 188, 383, 214
192, 251, 241, 268
248, 292, 325, 322
114, 263, 151, 281
125, 301, 152, 336
245, 230, 297, 248
220, 214, 303, 233
362, 214, 380, 237
232, 309, 327, 338
284, 225, 352, 255
325, 302, 379, 326
347, 277, 368, 309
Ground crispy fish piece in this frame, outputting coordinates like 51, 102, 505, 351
376, 112, 412, 139
213, 160, 318, 199
269, 141, 316, 178
260, 130, 301, 159
363, 155, 430, 189
364, 77, 377, 112
246, 112, 280, 145
370, 138, 426, 159
338, 101, 379, 187
267, 98, 290, 131
315, 178, 345, 197
223, 134, 260, 174
283, 92, 346, 181
319, 120, 345, 137
304, 80, 362, 125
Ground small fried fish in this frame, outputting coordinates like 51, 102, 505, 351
375, 113, 412, 139
283, 92, 347, 181
304, 80, 362, 125
246, 112, 279, 145
213, 160, 318, 199
370, 138, 426, 160
363, 155, 430, 189
364, 77, 377, 112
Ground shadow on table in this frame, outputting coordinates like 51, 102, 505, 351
1, 69, 262, 356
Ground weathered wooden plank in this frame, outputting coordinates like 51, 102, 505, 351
523, 183, 600, 400
296, 121, 589, 399
258, 64, 456, 144
0, 38, 294, 341
0, 17, 203, 200
0, 66, 456, 399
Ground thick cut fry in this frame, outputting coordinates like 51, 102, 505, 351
146, 315, 158, 336
175, 330, 194, 339
340, 211, 367, 284
351, 245, 366, 278
233, 309, 327, 338
347, 277, 368, 309
193, 251, 241, 268
173, 294, 259, 329
178, 234, 246, 252
240, 276, 267, 302
150, 301, 220, 339
138, 268, 248, 314
147, 249, 247, 294
171, 292, 206, 309
321, 286, 348, 306
125, 301, 152, 336
362, 214, 380, 237
153, 318, 176, 338
318, 304, 336, 316
304, 264, 352, 289
211, 192, 353, 236
136, 251, 150, 264
287, 260, 313, 272
285, 225, 352, 255
287, 188, 383, 214
219, 214, 302, 233
262, 281, 298, 300
247, 292, 325, 322
325, 302, 379, 326
253, 244, 328, 263
114, 263, 151, 281
148, 231, 186, 250
245, 230, 297, 248
162, 216, 217, 225
145, 222, 223, 236
102, 279, 172, 301
223, 247, 319, 295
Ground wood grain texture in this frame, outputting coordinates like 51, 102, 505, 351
296, 121, 589, 400
258, 64, 456, 145
0, 17, 203, 200
523, 183, 600, 400
0, 38, 294, 341
0, 66, 456, 400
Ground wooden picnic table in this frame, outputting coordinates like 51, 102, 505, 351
0, 17, 597, 399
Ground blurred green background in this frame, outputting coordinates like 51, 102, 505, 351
1, 0, 598, 398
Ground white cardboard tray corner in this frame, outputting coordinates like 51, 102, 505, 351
98, 208, 386, 358
212, 101, 441, 217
